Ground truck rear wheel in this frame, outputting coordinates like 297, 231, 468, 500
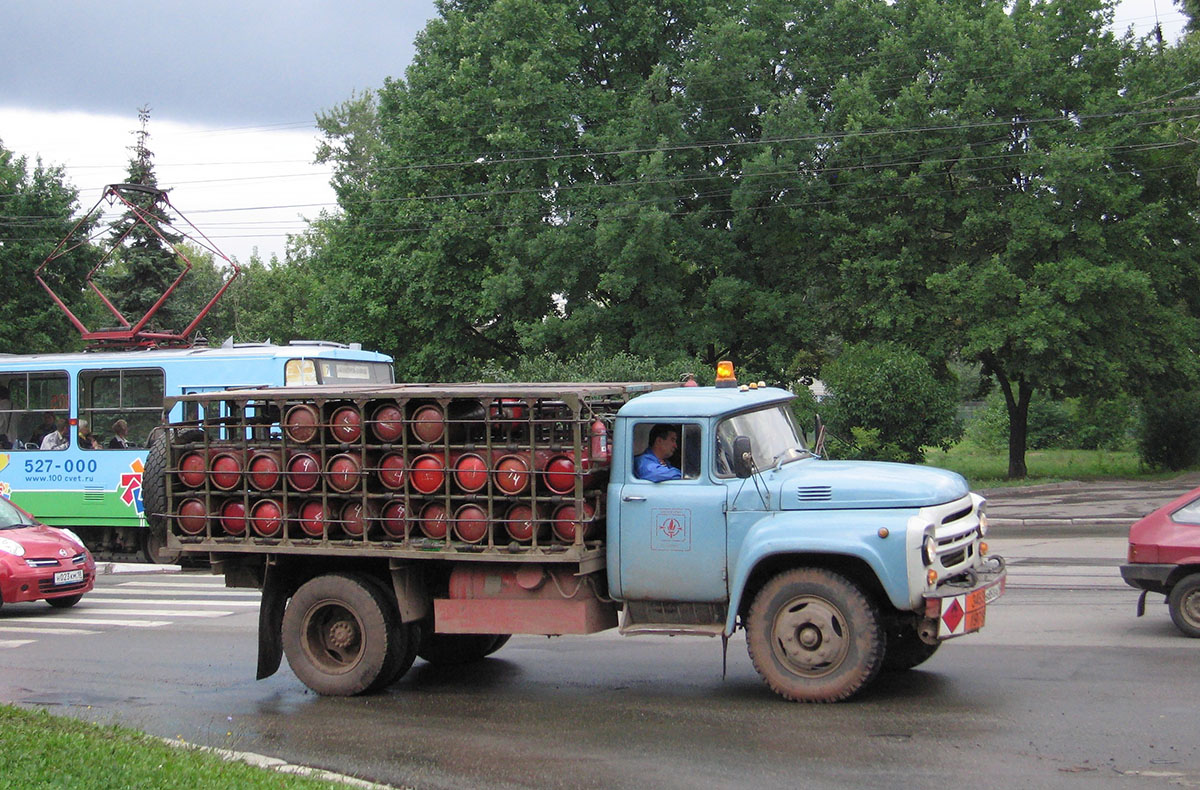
1168, 573, 1200, 638
746, 568, 884, 702
282, 573, 396, 695
417, 632, 510, 665
141, 428, 181, 564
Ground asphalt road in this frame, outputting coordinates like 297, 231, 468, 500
2, 475, 1199, 789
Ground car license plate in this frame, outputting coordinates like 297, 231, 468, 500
53, 569, 84, 585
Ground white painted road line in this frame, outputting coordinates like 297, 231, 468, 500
114, 581, 247, 590
84, 595, 260, 606
75, 609, 235, 618
18, 617, 172, 628
0, 639, 35, 648
0, 625, 99, 635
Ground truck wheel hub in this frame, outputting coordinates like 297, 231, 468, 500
327, 619, 357, 649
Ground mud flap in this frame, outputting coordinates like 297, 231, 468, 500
257, 567, 288, 680
1136, 589, 1148, 618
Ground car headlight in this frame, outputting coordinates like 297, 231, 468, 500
0, 536, 26, 557
57, 528, 85, 549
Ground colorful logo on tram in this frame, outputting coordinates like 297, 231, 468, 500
118, 458, 145, 515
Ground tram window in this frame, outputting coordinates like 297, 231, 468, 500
77, 368, 164, 450
0, 372, 69, 450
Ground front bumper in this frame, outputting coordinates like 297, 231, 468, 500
0, 562, 95, 604
1120, 563, 1175, 595
922, 556, 1007, 640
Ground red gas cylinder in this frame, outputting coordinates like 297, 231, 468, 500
380, 500, 409, 539
410, 404, 445, 444
452, 452, 489, 493
329, 405, 362, 443
176, 497, 208, 536
418, 501, 449, 539
296, 500, 328, 538
503, 503, 543, 543
177, 451, 207, 488
542, 454, 577, 495
488, 398, 525, 430
219, 500, 248, 536
493, 453, 531, 495
326, 453, 364, 493
284, 404, 320, 444
552, 502, 597, 542
377, 452, 406, 490
370, 402, 405, 443
286, 452, 321, 492
590, 419, 610, 465
246, 450, 282, 491
210, 450, 244, 491
339, 500, 378, 537
410, 453, 445, 494
453, 503, 489, 543
250, 499, 289, 538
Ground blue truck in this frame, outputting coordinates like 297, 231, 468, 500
147, 364, 1005, 702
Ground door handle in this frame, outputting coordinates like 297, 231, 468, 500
622, 495, 646, 502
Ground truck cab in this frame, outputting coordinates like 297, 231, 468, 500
607, 377, 1005, 700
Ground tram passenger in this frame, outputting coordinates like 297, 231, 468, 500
108, 419, 131, 449
29, 412, 56, 447
77, 420, 101, 450
39, 418, 69, 451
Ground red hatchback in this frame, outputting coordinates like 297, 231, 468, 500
0, 497, 95, 610
1121, 486, 1200, 637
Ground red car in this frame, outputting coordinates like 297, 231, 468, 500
1121, 486, 1200, 637
0, 497, 95, 610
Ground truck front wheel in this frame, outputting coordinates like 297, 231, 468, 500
1168, 573, 1200, 638
282, 573, 396, 695
746, 568, 885, 702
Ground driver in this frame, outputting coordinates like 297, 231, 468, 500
635, 424, 682, 482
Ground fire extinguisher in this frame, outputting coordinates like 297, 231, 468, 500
590, 419, 610, 465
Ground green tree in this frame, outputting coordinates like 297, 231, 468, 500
305, 0, 828, 382
812, 0, 1200, 477
0, 139, 96, 353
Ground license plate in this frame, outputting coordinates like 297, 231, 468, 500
53, 569, 84, 585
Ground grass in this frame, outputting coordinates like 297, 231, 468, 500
922, 443, 1163, 489
0, 704, 352, 790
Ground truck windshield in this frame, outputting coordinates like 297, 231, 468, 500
716, 403, 809, 476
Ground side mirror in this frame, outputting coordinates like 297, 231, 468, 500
733, 435, 753, 478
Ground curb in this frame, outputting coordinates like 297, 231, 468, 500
161, 738, 405, 789
96, 562, 182, 576
990, 517, 1131, 528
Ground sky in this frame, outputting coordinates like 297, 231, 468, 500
0, 0, 1191, 264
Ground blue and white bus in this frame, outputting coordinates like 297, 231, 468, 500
0, 340, 393, 560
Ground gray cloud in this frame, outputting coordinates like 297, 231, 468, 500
2, 0, 435, 125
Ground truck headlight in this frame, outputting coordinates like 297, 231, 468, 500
978, 506, 989, 537
922, 534, 937, 566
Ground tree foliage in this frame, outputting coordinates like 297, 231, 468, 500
818, 342, 960, 463
0, 139, 94, 353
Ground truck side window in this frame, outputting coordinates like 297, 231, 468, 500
632, 423, 700, 481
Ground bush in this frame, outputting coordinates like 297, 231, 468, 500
1139, 390, 1200, 471
818, 342, 960, 463
964, 391, 1135, 452
480, 341, 704, 383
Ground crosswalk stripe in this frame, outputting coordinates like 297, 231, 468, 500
0, 625, 99, 635
117, 578, 248, 583
82, 596, 259, 606
77, 609, 233, 618
19, 617, 172, 628
104, 587, 259, 597
0, 639, 35, 648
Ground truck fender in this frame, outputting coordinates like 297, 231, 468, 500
256, 563, 290, 680
388, 563, 431, 623
724, 513, 912, 635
